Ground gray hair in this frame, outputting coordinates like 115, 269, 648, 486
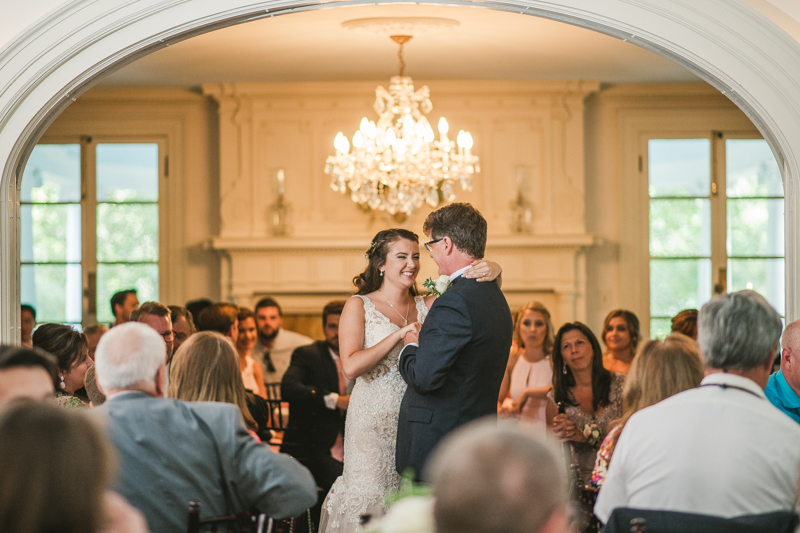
698, 290, 782, 371
426, 419, 566, 533
95, 322, 166, 390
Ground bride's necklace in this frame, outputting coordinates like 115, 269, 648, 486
380, 292, 411, 325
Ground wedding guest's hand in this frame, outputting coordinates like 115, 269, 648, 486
100, 491, 148, 533
552, 413, 577, 440
337, 394, 350, 410
511, 393, 528, 414
463, 259, 502, 282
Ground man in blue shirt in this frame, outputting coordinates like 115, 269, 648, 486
765, 320, 800, 424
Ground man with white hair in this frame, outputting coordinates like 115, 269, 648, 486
595, 291, 800, 524
93, 322, 316, 533
765, 319, 800, 424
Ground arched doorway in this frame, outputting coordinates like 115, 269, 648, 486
1, 0, 799, 342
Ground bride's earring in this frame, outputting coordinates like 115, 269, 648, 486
59, 375, 67, 390
562, 365, 568, 375
379, 270, 384, 277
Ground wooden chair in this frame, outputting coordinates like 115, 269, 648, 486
187, 501, 313, 533
265, 382, 282, 400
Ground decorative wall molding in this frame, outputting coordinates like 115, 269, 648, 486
1, 0, 800, 341
205, 80, 598, 322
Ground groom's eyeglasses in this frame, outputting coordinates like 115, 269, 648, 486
424, 238, 443, 252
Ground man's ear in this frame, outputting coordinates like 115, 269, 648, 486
154, 366, 167, 397
783, 347, 793, 368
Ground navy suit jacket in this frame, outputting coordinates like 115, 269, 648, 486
94, 392, 317, 533
395, 275, 512, 476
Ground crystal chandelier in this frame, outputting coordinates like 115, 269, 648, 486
325, 35, 479, 218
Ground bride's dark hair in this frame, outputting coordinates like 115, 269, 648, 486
354, 229, 420, 296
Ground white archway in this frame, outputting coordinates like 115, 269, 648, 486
1, 0, 799, 342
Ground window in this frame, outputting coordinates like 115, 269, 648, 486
21, 140, 163, 327
648, 135, 784, 338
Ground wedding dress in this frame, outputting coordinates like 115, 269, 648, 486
319, 294, 428, 533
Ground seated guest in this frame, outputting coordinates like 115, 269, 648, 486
546, 322, 624, 487
591, 334, 704, 489
168, 305, 195, 353
33, 324, 92, 409
670, 309, 698, 340
236, 307, 267, 398
197, 302, 239, 339
84, 323, 108, 360
281, 300, 350, 494
93, 323, 316, 532
110, 289, 138, 327
0, 399, 147, 533
132, 301, 174, 362
765, 319, 800, 424
168, 331, 260, 438
84, 365, 106, 407
497, 301, 554, 431
595, 291, 800, 523
253, 296, 313, 383
0, 345, 57, 405
20, 304, 36, 347
601, 310, 640, 375
427, 419, 569, 533
186, 298, 213, 328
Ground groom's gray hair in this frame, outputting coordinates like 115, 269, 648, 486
423, 202, 487, 259
426, 418, 566, 533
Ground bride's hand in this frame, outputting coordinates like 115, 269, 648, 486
463, 259, 502, 282
399, 322, 421, 344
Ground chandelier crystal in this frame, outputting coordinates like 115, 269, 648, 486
325, 35, 479, 217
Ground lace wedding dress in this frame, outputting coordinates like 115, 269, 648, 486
319, 294, 428, 533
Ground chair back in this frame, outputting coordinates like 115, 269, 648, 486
186, 501, 313, 533
601, 508, 800, 533
186, 500, 270, 533
265, 382, 281, 400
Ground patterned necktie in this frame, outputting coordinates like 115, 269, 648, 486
333, 358, 347, 396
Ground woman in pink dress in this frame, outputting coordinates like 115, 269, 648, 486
236, 307, 267, 399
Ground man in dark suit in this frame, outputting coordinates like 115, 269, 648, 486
396, 202, 513, 477
93, 322, 317, 533
281, 300, 351, 493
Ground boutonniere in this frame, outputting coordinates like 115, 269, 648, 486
580, 423, 603, 447
423, 275, 451, 296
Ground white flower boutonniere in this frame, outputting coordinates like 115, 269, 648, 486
423, 275, 451, 297
580, 423, 603, 447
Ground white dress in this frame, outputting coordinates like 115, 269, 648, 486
319, 295, 428, 533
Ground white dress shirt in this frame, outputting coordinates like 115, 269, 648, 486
595, 372, 800, 522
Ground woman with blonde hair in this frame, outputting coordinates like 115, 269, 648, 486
497, 301, 554, 430
591, 334, 704, 488
168, 331, 259, 437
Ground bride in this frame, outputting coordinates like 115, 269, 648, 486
319, 228, 501, 533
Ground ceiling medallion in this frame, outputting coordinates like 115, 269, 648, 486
324, 31, 479, 219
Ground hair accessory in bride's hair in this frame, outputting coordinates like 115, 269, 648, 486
363, 241, 378, 260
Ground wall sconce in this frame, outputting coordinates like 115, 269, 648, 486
270, 168, 292, 236
509, 167, 533, 233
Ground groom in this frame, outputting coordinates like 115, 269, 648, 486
396, 202, 513, 478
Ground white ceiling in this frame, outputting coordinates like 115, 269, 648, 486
99, 4, 701, 87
